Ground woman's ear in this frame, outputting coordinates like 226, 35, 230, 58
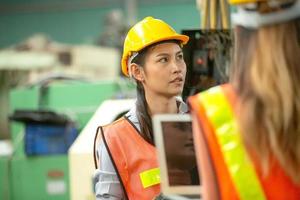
129, 63, 144, 82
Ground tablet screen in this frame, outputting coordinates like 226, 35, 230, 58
161, 121, 200, 186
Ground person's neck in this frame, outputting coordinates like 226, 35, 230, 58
145, 92, 178, 116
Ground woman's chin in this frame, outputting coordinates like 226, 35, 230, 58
170, 89, 184, 97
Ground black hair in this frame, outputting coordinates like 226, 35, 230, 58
131, 39, 182, 144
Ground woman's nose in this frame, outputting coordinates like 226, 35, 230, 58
171, 60, 183, 73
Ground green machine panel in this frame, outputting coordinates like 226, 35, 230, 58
0, 156, 10, 200
10, 155, 69, 200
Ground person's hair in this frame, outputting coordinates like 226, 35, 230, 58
230, 17, 300, 183
131, 40, 182, 145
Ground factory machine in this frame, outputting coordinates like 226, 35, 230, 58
6, 78, 133, 200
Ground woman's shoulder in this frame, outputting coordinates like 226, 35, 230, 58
101, 105, 141, 131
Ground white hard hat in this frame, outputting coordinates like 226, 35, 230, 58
231, 0, 300, 28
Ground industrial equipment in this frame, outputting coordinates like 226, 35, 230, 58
0, 140, 12, 200
182, 0, 232, 101
10, 110, 78, 156
7, 79, 132, 200
182, 29, 232, 101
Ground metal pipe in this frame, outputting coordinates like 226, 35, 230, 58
210, 0, 217, 29
220, 0, 230, 29
198, 0, 209, 29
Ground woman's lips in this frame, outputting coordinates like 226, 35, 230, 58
170, 77, 183, 83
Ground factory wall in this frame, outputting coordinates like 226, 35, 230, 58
0, 1, 200, 48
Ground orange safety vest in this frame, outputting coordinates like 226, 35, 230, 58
93, 117, 161, 200
189, 84, 300, 200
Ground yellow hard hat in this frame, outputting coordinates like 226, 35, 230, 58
228, 0, 266, 4
121, 16, 189, 77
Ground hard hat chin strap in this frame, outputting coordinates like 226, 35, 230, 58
127, 52, 139, 77
232, 0, 300, 28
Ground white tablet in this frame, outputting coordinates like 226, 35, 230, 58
152, 114, 201, 198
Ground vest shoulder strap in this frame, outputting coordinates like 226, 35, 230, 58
93, 126, 102, 169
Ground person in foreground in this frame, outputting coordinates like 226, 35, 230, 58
93, 16, 189, 200
189, 0, 300, 199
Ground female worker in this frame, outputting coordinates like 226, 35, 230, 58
189, 0, 300, 199
93, 16, 189, 200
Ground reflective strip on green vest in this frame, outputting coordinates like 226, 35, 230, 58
139, 168, 161, 188
199, 86, 266, 200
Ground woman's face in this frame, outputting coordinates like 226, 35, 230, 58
142, 42, 186, 98
162, 122, 196, 170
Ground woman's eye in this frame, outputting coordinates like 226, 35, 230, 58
158, 57, 168, 63
177, 54, 184, 60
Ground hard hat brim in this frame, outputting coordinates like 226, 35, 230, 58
134, 34, 189, 52
229, 0, 266, 5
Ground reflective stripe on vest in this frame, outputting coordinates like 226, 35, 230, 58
199, 86, 266, 200
140, 167, 161, 188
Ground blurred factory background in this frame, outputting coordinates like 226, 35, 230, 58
0, 0, 199, 48
0, 0, 231, 200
